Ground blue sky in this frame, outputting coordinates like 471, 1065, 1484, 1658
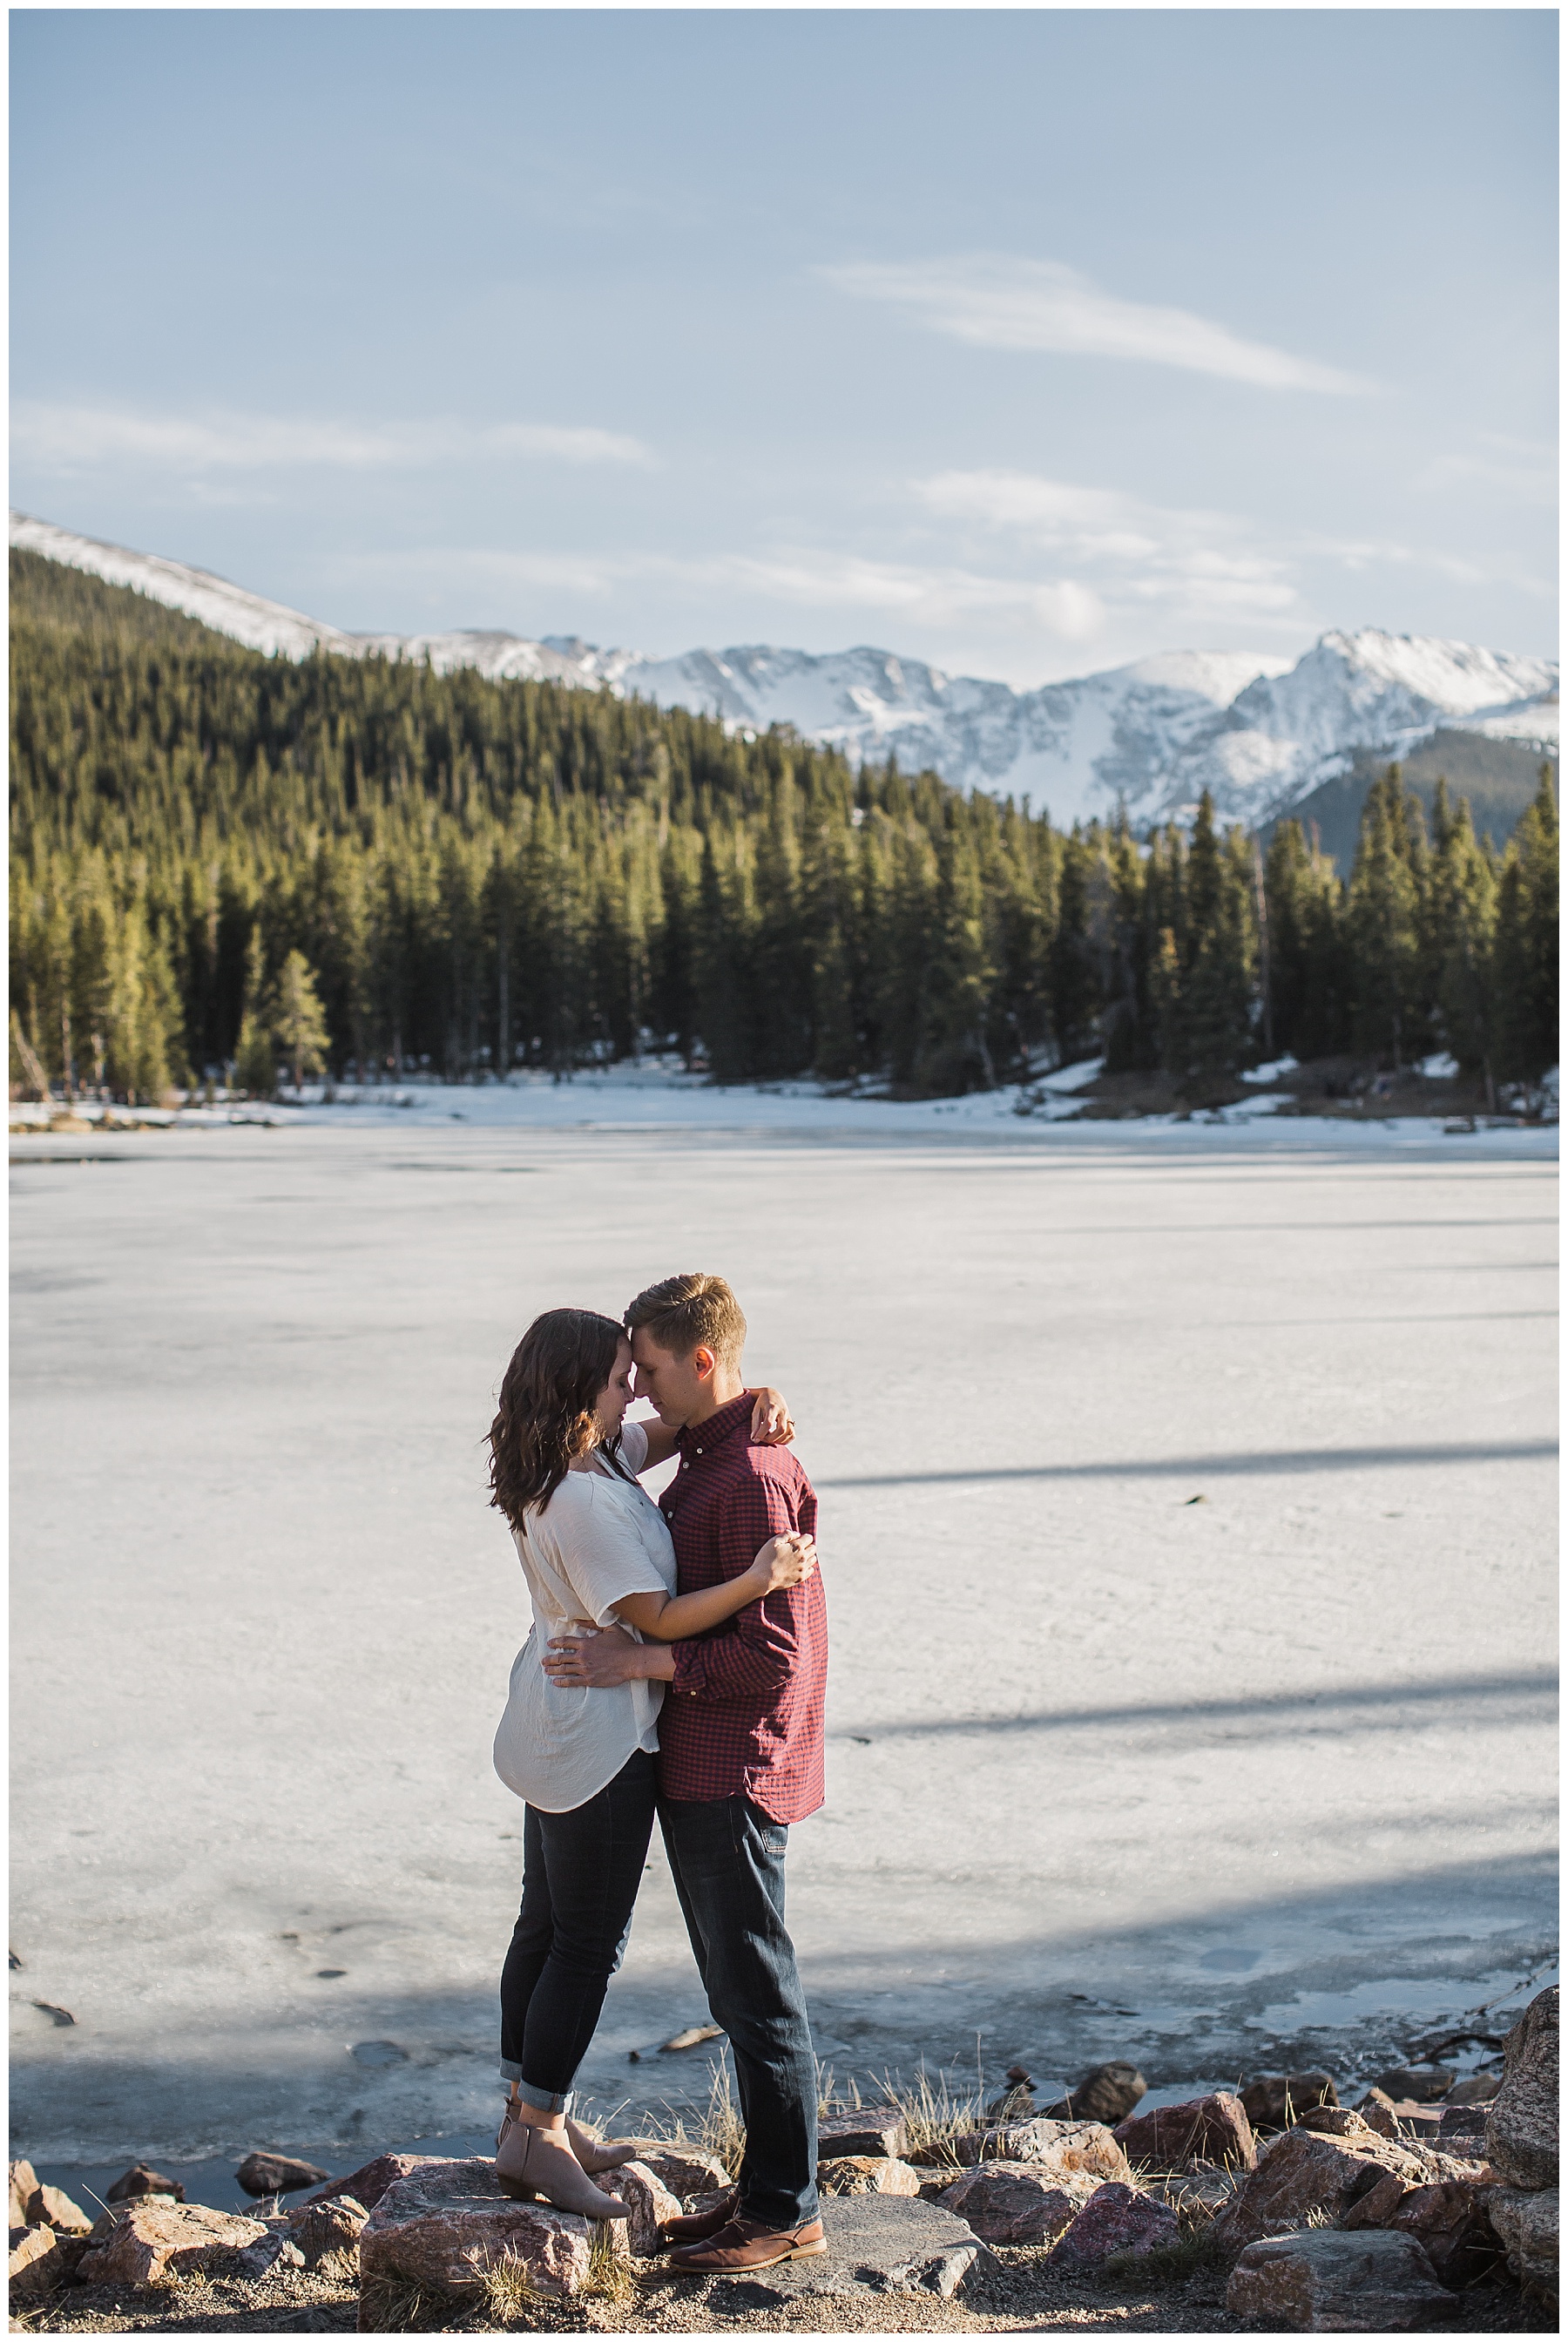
10, 9, 1558, 684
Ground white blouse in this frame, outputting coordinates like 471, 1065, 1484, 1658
492, 1419, 677, 1813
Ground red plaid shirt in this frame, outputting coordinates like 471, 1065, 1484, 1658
655, 1391, 827, 1824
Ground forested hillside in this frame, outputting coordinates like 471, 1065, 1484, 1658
10, 549, 1558, 1104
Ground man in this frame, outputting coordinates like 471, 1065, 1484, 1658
543, 1271, 828, 2272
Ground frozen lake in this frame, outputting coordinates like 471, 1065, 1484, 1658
10, 1081, 1558, 2186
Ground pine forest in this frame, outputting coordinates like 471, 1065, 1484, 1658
10, 549, 1559, 1109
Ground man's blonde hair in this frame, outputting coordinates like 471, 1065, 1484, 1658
625, 1272, 747, 1369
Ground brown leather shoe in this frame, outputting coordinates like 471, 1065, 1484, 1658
659, 2187, 739, 2245
667, 2212, 827, 2272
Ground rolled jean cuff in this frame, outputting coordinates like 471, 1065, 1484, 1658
509, 2075, 573, 2115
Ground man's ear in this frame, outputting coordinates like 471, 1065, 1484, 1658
692, 1344, 716, 1384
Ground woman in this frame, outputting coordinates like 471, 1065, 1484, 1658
486, 1306, 812, 2219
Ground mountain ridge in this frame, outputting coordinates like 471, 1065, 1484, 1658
10, 509, 1557, 830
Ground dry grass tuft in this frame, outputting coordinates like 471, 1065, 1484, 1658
479, 2250, 552, 2325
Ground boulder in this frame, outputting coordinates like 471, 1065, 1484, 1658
1240, 2072, 1338, 2132
301, 2151, 441, 2213
1043, 2062, 1147, 2126
688, 2194, 990, 2305
1486, 1987, 1558, 2190
1436, 2104, 1490, 2149
1488, 2184, 1558, 2295
356, 2156, 625, 2300
1385, 2178, 1504, 2291
613, 2160, 682, 2255
1339, 2171, 1411, 2230
1301, 2105, 1418, 2143
9, 2160, 39, 2228
9, 2223, 82, 2299
1354, 2088, 1403, 2138
623, 2142, 733, 2205
985, 2082, 1037, 2119
105, 2162, 185, 2203
235, 2150, 331, 2196
1372, 2067, 1456, 2103
1444, 2071, 1500, 2105
75, 2198, 269, 2285
1114, 2090, 1255, 2173
936, 2163, 1098, 2244
950, 2115, 1132, 2183
1048, 2181, 1179, 2271
1227, 2229, 1451, 2330
287, 2193, 368, 2271
818, 2156, 923, 2198
1158, 2169, 1243, 2219
816, 2105, 909, 2162
37, 2183, 91, 2234
1212, 2126, 1429, 2253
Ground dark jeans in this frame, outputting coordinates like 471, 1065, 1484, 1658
500, 1750, 656, 2112
659, 1792, 819, 2228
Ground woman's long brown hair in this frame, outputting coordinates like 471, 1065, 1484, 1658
488, 1308, 629, 1530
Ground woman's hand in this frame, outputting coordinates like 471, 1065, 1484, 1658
748, 1387, 794, 1445
748, 1532, 816, 1596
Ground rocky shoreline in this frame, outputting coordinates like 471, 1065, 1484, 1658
10, 1990, 1556, 2334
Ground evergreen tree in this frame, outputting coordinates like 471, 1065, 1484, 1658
273, 949, 332, 1091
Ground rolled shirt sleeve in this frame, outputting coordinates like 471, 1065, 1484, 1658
550, 1481, 672, 1628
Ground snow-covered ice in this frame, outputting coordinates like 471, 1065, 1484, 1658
10, 1086, 1557, 2175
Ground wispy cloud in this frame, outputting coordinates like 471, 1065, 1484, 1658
916, 469, 1300, 618
820, 255, 1369, 394
1415, 434, 1557, 505
338, 541, 1110, 645
10, 403, 652, 471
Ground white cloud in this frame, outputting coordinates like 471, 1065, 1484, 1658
341, 542, 1110, 646
916, 468, 1300, 617
1415, 436, 1557, 505
10, 403, 651, 471
819, 254, 1369, 394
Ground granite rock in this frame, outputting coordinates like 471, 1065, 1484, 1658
1372, 2068, 1456, 2103
236, 2151, 332, 2197
8, 2160, 39, 2228
1487, 2185, 1557, 2295
614, 2160, 682, 2254
1114, 2090, 1255, 2173
1227, 2229, 1450, 2330
1486, 1987, 1558, 2190
693, 2194, 990, 2305
1213, 2126, 1429, 2253
9, 2223, 82, 2299
287, 2193, 368, 2271
818, 2156, 923, 2197
622, 2142, 733, 2205
1044, 2062, 1147, 2125
1240, 2073, 1339, 2132
75, 2198, 269, 2285
950, 2116, 1131, 2183
936, 2163, 1098, 2244
1048, 2180, 1179, 2271
357, 2156, 626, 2300
816, 2106, 909, 2162
301, 2152, 442, 2213
104, 2163, 185, 2204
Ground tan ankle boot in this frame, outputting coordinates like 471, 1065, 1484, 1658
496, 2117, 628, 2221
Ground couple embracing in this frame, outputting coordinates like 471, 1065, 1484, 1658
486, 1272, 828, 2273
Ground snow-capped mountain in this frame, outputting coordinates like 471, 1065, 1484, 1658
12, 510, 1557, 829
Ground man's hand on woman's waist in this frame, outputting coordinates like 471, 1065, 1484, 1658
544, 1625, 677, 1688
